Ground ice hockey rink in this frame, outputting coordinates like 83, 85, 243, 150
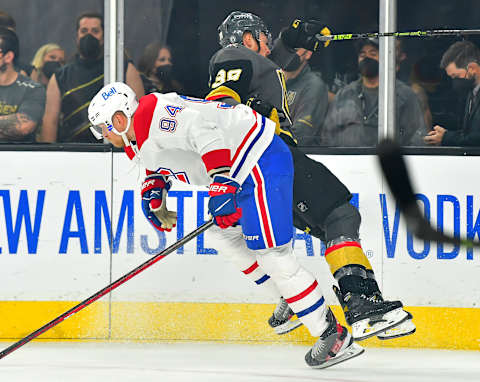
0, 341, 479, 382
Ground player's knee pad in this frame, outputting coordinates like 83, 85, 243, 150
323, 202, 361, 243
207, 225, 252, 265
255, 242, 301, 281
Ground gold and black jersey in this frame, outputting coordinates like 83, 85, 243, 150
207, 45, 292, 130
56, 56, 104, 143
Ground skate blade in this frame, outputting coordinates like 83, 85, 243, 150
273, 318, 303, 335
352, 308, 409, 341
377, 317, 416, 340
310, 343, 365, 369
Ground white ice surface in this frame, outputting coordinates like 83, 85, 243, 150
0, 342, 479, 382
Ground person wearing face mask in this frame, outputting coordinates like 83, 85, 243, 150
30, 43, 65, 86
0, 27, 45, 143
323, 38, 426, 146
424, 41, 480, 146
137, 42, 183, 95
282, 47, 328, 146
40, 11, 144, 143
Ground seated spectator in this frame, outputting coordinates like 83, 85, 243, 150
0, 28, 45, 143
31, 43, 65, 86
424, 41, 480, 146
410, 56, 444, 130
0, 10, 35, 77
283, 48, 328, 146
40, 11, 144, 143
137, 42, 183, 94
323, 38, 426, 146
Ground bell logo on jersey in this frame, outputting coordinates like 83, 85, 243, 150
101, 87, 117, 100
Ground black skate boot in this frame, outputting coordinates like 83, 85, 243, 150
268, 297, 303, 334
371, 292, 416, 340
305, 308, 364, 369
333, 286, 408, 341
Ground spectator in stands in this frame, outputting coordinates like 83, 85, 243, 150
40, 11, 144, 143
424, 41, 480, 146
395, 39, 410, 83
410, 56, 443, 130
31, 43, 65, 86
0, 10, 35, 77
282, 48, 328, 146
0, 27, 45, 142
323, 38, 426, 146
137, 42, 183, 94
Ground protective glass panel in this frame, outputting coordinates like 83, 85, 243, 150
398, 0, 480, 148
1, 0, 105, 144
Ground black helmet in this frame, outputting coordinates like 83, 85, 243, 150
218, 11, 272, 49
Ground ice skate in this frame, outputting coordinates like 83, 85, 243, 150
305, 308, 364, 369
268, 297, 303, 334
377, 310, 416, 339
362, 292, 416, 340
333, 286, 408, 341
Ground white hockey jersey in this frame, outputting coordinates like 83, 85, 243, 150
132, 93, 275, 186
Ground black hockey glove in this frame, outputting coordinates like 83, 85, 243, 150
246, 96, 276, 119
246, 96, 297, 147
281, 19, 331, 51
246, 96, 281, 131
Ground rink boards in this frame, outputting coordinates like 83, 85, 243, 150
0, 151, 479, 350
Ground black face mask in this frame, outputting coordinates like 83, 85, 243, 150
451, 76, 476, 94
155, 64, 173, 79
79, 34, 101, 60
284, 54, 302, 72
42, 61, 62, 79
359, 57, 379, 78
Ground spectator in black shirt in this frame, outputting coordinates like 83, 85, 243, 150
40, 11, 144, 143
138, 42, 183, 94
0, 27, 45, 142
425, 41, 480, 146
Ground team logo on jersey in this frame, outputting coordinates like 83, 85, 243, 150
297, 201, 309, 212
156, 168, 190, 184
287, 91, 296, 106
165, 105, 184, 117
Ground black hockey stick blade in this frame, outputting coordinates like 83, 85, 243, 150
377, 139, 478, 248
0, 219, 214, 360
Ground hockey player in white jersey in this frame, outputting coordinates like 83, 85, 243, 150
88, 82, 364, 369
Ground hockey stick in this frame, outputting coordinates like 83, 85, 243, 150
0, 219, 214, 360
376, 139, 479, 248
315, 28, 480, 42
